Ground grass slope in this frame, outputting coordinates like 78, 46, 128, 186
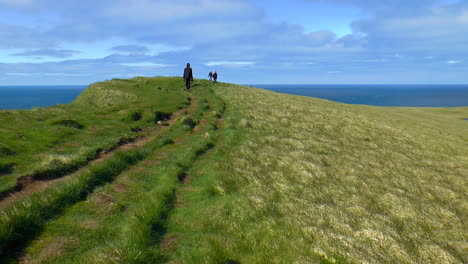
0, 78, 466, 264
0, 77, 188, 194
165, 83, 467, 263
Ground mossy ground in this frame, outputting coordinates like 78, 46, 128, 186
0, 78, 466, 264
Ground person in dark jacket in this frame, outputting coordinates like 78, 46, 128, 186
183, 63, 194, 90
213, 71, 218, 84
208, 71, 213, 81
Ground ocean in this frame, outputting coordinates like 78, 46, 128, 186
253, 84, 468, 107
0, 85, 87, 110
0, 84, 467, 110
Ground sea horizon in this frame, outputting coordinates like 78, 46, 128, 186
0, 83, 467, 109
252, 84, 468, 108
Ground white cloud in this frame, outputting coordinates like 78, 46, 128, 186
1, 0, 468, 84
459, 10, 468, 23
104, 0, 256, 23
0, 0, 33, 7
120, 62, 172, 68
204, 61, 255, 67
43, 73, 87, 76
366, 58, 389, 62
5, 72, 33, 76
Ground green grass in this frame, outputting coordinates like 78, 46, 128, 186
5, 81, 224, 264
163, 83, 467, 263
0, 78, 466, 264
0, 77, 188, 195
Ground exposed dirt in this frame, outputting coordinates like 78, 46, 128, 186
20, 237, 78, 264
0, 173, 79, 209
94, 193, 114, 205
112, 183, 129, 193
172, 136, 187, 145
0, 93, 197, 210
80, 219, 100, 229
143, 160, 161, 166
160, 235, 181, 252
64, 142, 81, 147
182, 174, 194, 184
193, 119, 208, 132
153, 153, 168, 159
167, 261, 183, 264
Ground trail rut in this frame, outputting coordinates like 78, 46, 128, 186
0, 93, 197, 209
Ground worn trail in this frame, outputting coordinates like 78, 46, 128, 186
0, 94, 195, 210
16, 90, 215, 263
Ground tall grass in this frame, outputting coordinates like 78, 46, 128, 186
2, 78, 465, 263
0, 77, 188, 194
14, 84, 223, 263
164, 83, 467, 264
0, 131, 175, 257
87, 140, 215, 264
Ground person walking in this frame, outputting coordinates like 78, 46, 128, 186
213, 71, 218, 84
208, 71, 213, 81
183, 63, 194, 91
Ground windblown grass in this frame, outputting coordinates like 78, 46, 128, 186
1, 78, 466, 264
13, 83, 223, 264
166, 83, 467, 264
0, 133, 174, 260
0, 77, 188, 194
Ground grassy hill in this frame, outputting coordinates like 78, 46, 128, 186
0, 77, 466, 263
0, 77, 188, 195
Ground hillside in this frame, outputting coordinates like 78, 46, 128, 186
0, 77, 188, 195
0, 77, 466, 264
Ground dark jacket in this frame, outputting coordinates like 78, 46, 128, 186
183, 67, 193, 81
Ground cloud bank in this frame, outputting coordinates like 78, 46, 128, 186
0, 0, 467, 84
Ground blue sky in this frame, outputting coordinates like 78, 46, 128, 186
0, 0, 467, 85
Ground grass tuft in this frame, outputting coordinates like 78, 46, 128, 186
51, 119, 84, 129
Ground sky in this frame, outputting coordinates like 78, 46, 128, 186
0, 0, 467, 85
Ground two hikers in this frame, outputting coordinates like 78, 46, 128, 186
208, 71, 218, 84
183, 63, 194, 90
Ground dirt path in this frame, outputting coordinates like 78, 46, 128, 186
0, 93, 197, 210
159, 111, 224, 257
17, 92, 205, 264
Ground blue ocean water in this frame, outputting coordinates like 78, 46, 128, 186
0, 85, 87, 110
1, 84, 467, 109
252, 84, 468, 107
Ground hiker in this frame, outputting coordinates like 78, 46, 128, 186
208, 71, 213, 81
213, 71, 218, 84
183, 63, 194, 90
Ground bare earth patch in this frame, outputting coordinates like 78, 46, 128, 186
112, 183, 129, 193
21, 237, 78, 264
160, 235, 181, 252
153, 152, 168, 159
193, 119, 208, 132
80, 219, 100, 229
94, 193, 114, 205
143, 159, 161, 166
